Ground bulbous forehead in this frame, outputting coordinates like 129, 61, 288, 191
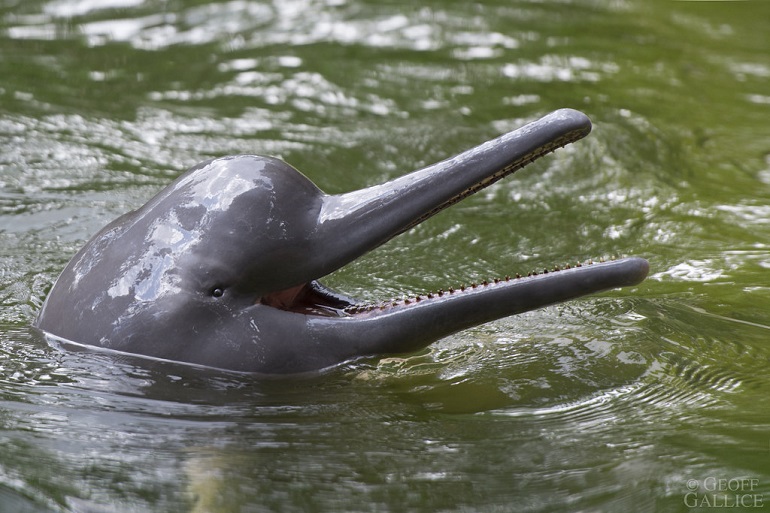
155, 155, 323, 214
134, 155, 325, 240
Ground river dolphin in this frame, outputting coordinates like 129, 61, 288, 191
35, 109, 648, 373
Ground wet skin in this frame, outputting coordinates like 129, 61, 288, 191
35, 109, 649, 374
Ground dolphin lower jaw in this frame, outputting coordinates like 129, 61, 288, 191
255, 258, 649, 338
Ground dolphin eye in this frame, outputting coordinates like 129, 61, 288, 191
211, 287, 225, 298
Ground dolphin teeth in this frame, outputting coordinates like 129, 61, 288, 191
341, 256, 625, 316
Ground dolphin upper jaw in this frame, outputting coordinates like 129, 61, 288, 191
310, 109, 594, 272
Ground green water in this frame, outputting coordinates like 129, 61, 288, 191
1, 0, 769, 511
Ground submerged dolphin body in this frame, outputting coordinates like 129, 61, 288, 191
36, 109, 648, 373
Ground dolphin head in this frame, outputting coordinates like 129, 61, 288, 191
36, 109, 648, 373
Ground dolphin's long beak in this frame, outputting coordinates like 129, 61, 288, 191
305, 257, 648, 362
276, 108, 649, 367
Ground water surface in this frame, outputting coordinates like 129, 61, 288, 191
1, 0, 770, 511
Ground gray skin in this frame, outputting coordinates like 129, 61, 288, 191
36, 109, 648, 374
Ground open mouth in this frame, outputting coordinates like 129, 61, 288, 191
260, 281, 353, 316
257, 108, 648, 322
